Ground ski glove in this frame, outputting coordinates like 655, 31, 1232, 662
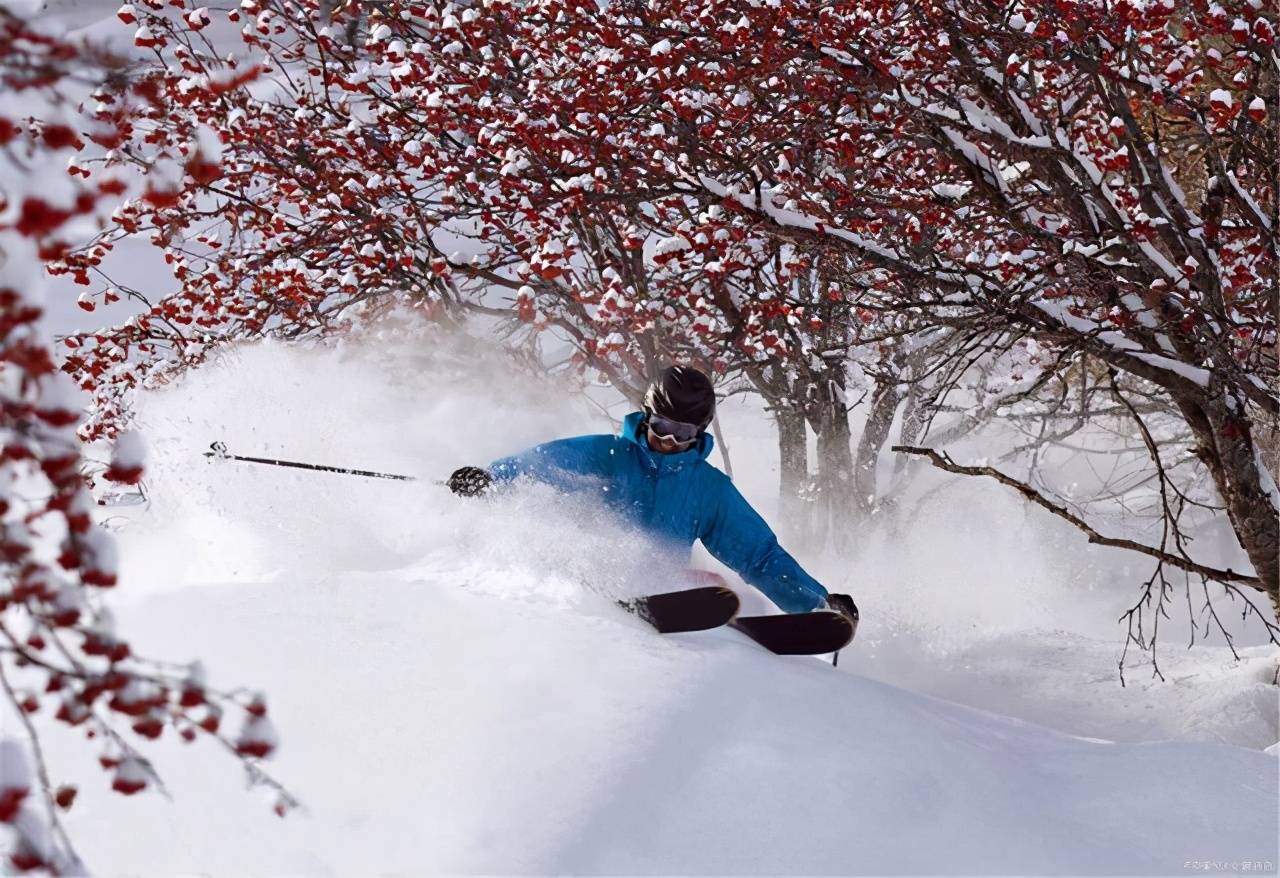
824, 593, 860, 636
448, 466, 493, 498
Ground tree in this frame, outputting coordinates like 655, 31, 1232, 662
1, 11, 289, 871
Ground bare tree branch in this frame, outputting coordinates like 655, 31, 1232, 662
891, 445, 1267, 590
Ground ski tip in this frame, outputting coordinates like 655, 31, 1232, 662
626, 585, 740, 634
731, 610, 855, 655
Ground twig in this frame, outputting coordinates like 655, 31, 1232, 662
0, 658, 84, 874
711, 409, 734, 479
891, 445, 1265, 589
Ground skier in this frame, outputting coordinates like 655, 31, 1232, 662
447, 365, 858, 625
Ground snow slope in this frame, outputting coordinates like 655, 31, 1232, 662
21, 330, 1272, 874
65, 573, 1280, 875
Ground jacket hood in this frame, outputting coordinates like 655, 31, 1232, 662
621, 411, 714, 470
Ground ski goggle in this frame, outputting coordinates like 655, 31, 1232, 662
647, 414, 701, 445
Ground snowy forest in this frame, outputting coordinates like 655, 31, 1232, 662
1, 0, 1278, 873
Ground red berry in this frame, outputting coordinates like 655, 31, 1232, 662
0, 786, 29, 822
132, 717, 164, 739
112, 776, 146, 796
235, 739, 274, 758
55, 786, 77, 810
9, 850, 45, 872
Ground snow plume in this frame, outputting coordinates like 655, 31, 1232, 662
121, 326, 667, 607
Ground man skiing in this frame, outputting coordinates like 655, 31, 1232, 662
447, 365, 857, 625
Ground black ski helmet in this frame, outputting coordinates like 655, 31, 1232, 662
643, 365, 716, 430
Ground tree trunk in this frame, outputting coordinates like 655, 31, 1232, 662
775, 404, 810, 543
810, 370, 855, 546
890, 384, 926, 485
853, 377, 903, 516
1177, 392, 1280, 619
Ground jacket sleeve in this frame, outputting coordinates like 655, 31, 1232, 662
698, 474, 828, 613
488, 435, 612, 494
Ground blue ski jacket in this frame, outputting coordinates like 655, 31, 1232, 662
488, 412, 828, 613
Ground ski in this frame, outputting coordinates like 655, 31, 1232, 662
621, 585, 740, 634
622, 586, 858, 658
731, 611, 856, 656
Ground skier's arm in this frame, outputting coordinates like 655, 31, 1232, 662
699, 476, 828, 613
486, 435, 611, 493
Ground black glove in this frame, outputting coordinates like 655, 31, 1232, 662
447, 466, 493, 497
824, 593, 860, 633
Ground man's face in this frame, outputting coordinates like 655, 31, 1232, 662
645, 427, 695, 455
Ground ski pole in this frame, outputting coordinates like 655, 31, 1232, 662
203, 441, 419, 481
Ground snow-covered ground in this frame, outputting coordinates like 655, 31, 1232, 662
17, 331, 1272, 874
57, 574, 1280, 875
